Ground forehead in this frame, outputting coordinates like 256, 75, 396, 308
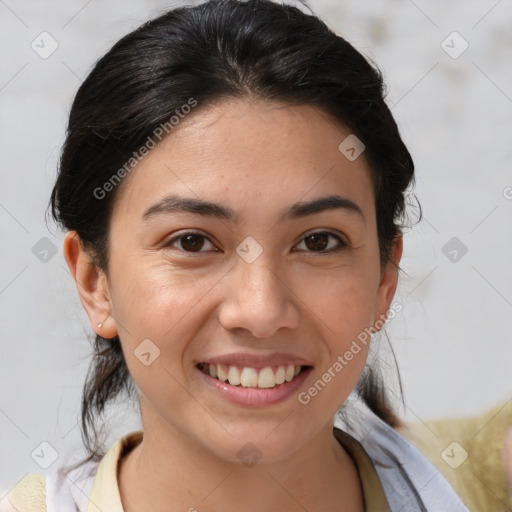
111, 98, 375, 223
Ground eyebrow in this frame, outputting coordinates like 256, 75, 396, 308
141, 194, 365, 224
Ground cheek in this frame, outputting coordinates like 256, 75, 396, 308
108, 265, 213, 410
112, 259, 216, 331
109, 262, 217, 374
292, 263, 378, 394
294, 273, 376, 412
293, 264, 379, 341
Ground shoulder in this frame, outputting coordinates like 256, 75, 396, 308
4, 473, 46, 512
3, 430, 143, 512
339, 401, 470, 511
396, 400, 512, 512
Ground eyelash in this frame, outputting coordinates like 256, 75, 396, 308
163, 230, 348, 255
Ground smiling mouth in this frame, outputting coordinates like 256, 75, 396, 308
197, 362, 312, 389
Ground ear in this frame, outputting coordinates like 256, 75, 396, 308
63, 231, 118, 339
373, 232, 403, 326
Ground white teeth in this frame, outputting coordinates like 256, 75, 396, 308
275, 366, 285, 385
240, 367, 258, 387
227, 366, 241, 386
217, 364, 228, 382
258, 367, 276, 388
285, 364, 295, 382
203, 363, 305, 389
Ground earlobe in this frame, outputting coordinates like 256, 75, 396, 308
63, 231, 118, 339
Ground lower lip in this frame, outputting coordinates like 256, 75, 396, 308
196, 366, 313, 406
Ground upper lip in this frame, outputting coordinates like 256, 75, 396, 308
196, 352, 314, 369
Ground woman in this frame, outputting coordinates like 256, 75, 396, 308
7, 0, 469, 510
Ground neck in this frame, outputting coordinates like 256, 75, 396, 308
118, 417, 364, 512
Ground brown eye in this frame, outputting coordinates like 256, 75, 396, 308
305, 233, 329, 251
180, 234, 205, 252
295, 231, 347, 254
164, 232, 216, 253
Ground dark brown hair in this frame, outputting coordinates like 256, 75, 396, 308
47, 0, 419, 470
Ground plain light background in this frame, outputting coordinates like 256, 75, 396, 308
1, 0, 511, 496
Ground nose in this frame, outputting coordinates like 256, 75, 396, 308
218, 256, 300, 338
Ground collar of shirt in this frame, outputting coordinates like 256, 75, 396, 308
85, 427, 390, 512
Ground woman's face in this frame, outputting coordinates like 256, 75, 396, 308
69, 98, 401, 463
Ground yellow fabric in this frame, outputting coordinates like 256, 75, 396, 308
397, 400, 512, 512
5, 431, 142, 512
334, 427, 391, 511
7, 473, 46, 512
87, 430, 142, 512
